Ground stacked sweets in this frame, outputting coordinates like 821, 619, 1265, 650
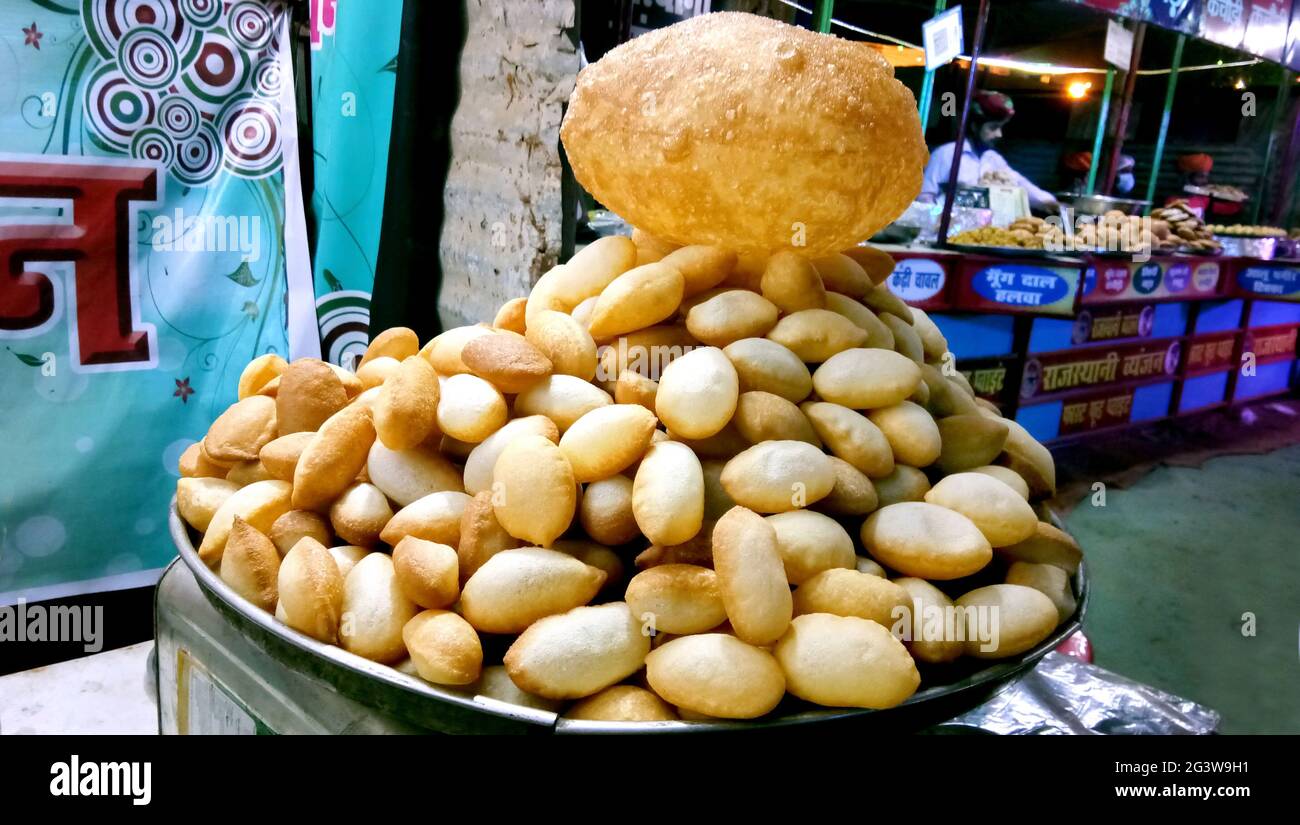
176, 13, 1081, 723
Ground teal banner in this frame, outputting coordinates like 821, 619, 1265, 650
308, 0, 403, 367
0, 0, 314, 602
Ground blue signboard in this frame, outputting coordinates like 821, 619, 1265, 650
1237, 265, 1300, 298
972, 264, 1074, 308
1151, 0, 1203, 33
1288, 0, 1300, 69
1133, 262, 1164, 294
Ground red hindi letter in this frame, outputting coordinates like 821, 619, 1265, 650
0, 156, 159, 367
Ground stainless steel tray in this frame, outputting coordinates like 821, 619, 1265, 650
1056, 193, 1151, 217
170, 498, 1089, 734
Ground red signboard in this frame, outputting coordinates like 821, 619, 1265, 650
1183, 332, 1240, 374
1077, 305, 1156, 344
1243, 0, 1292, 61
1020, 338, 1182, 399
1057, 386, 1139, 436
1243, 324, 1299, 365
0, 157, 160, 367
958, 355, 1022, 410
1080, 254, 1223, 305
1201, 0, 1249, 49
1072, 0, 1129, 13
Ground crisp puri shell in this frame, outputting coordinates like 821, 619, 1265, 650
560, 12, 927, 256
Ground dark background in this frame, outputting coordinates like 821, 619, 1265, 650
786, 0, 1298, 215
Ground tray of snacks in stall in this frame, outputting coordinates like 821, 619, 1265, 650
1208, 224, 1287, 238
1208, 225, 1287, 259
1151, 202, 1223, 255
945, 219, 1072, 259
946, 215, 1174, 259
1185, 184, 1248, 204
170, 13, 1090, 732
1071, 210, 1164, 257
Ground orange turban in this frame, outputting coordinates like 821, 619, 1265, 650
1063, 151, 1092, 173
1177, 153, 1213, 174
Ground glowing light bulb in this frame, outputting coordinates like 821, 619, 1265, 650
1067, 80, 1091, 100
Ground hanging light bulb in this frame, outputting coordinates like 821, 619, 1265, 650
1067, 80, 1092, 100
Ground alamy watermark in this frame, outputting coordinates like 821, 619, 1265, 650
150, 209, 261, 262
0, 598, 103, 653
890, 599, 1001, 654
50, 755, 151, 806
594, 339, 698, 383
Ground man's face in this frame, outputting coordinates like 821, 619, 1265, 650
977, 120, 1004, 146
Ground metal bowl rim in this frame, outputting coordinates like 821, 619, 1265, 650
170, 498, 1088, 733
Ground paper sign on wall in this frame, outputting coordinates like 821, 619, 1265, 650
1105, 19, 1135, 69
923, 7, 964, 71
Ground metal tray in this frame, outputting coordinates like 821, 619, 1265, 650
943, 242, 1084, 263
170, 499, 1088, 734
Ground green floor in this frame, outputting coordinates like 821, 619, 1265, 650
1066, 442, 1300, 734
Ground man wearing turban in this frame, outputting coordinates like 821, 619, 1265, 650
1061, 152, 1136, 196
1177, 153, 1213, 187
1169, 153, 1243, 218
920, 90, 1060, 212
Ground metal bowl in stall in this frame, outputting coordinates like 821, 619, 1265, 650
870, 223, 923, 245
170, 499, 1088, 734
1215, 236, 1278, 260
1056, 193, 1151, 217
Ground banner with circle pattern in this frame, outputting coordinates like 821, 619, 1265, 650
0, 0, 315, 603
307, 0, 403, 369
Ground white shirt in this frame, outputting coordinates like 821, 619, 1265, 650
920, 140, 1057, 211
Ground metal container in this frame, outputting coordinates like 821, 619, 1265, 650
1056, 193, 1150, 217
165, 500, 1088, 734
870, 223, 922, 245
1215, 236, 1277, 260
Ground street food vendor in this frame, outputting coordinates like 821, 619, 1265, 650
1169, 153, 1245, 219
1061, 151, 1137, 195
920, 90, 1060, 212
1178, 152, 1213, 190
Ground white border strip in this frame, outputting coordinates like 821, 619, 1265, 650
277, 8, 322, 361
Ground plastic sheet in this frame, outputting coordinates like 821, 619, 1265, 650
941, 651, 1220, 735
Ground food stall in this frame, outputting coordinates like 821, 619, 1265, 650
813, 0, 1300, 443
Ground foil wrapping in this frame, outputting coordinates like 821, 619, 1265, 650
942, 652, 1220, 735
